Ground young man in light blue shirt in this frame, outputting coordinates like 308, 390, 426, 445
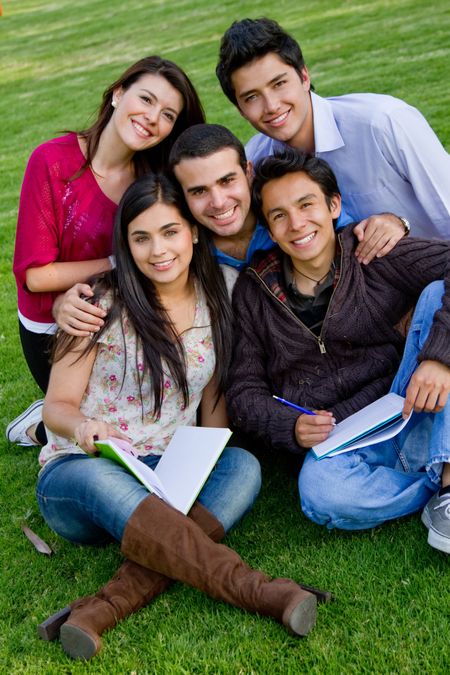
168, 124, 275, 271
216, 18, 450, 251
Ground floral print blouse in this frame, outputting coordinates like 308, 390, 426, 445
39, 283, 215, 467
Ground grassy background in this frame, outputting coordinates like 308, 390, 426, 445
1, 0, 449, 672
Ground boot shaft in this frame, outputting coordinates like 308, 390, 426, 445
121, 495, 317, 631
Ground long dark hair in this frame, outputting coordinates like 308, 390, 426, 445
76, 56, 205, 177
55, 173, 232, 418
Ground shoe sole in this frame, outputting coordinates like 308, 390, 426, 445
421, 509, 450, 554
285, 594, 317, 637
6, 400, 43, 445
60, 623, 100, 660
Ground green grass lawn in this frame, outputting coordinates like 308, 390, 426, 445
1, 0, 449, 672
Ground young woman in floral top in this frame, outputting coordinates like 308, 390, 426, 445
36, 173, 325, 660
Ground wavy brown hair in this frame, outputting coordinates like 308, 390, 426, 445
75, 55, 205, 177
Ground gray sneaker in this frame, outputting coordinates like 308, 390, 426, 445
5, 400, 44, 446
421, 489, 450, 554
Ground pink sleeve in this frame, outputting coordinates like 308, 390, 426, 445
13, 144, 62, 291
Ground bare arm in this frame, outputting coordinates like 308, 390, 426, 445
26, 258, 111, 293
200, 375, 229, 428
43, 339, 128, 453
353, 213, 406, 264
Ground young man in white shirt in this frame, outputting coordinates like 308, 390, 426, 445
216, 17, 450, 250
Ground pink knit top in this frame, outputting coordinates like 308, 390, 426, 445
13, 133, 117, 324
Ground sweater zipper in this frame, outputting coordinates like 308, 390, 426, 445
249, 234, 344, 356
249, 271, 327, 351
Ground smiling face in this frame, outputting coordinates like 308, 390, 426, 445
111, 73, 184, 152
128, 201, 197, 292
231, 53, 313, 151
261, 171, 340, 269
173, 147, 254, 239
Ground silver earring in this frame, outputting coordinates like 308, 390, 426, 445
112, 100, 117, 108
193, 236, 198, 244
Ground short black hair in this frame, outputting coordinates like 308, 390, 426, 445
252, 148, 341, 228
216, 17, 309, 106
168, 123, 247, 173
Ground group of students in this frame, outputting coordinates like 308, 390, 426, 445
7, 17, 450, 661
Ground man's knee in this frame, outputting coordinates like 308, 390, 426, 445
298, 452, 366, 528
415, 280, 444, 315
298, 454, 345, 526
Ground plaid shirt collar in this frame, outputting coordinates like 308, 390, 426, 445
248, 240, 342, 304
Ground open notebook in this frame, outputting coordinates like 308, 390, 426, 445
94, 426, 232, 514
312, 393, 411, 460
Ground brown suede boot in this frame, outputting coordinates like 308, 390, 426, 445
121, 495, 318, 637
38, 501, 225, 660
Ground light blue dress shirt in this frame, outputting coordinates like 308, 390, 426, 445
246, 92, 450, 239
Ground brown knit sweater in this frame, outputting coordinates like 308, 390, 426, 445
226, 225, 450, 455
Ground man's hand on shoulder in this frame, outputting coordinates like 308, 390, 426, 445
403, 360, 450, 418
353, 213, 407, 264
52, 283, 106, 336
295, 410, 336, 448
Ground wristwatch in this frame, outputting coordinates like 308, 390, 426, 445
398, 216, 411, 236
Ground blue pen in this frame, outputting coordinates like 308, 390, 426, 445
272, 395, 316, 416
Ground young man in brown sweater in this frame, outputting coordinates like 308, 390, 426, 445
226, 148, 450, 554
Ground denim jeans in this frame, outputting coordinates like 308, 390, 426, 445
37, 446, 262, 544
299, 281, 450, 530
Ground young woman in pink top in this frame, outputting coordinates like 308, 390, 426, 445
9, 56, 204, 446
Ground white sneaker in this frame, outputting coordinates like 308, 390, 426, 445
5, 400, 44, 446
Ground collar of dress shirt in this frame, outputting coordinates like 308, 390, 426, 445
311, 91, 345, 154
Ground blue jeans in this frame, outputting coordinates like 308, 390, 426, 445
299, 281, 450, 530
37, 446, 261, 544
